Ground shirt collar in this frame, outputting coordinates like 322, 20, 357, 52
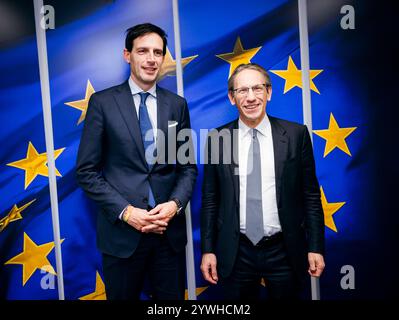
238, 114, 270, 137
128, 77, 157, 97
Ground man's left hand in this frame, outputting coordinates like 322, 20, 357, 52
141, 201, 178, 232
308, 252, 325, 277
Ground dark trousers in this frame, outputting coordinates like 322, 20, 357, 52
102, 233, 185, 300
221, 233, 300, 300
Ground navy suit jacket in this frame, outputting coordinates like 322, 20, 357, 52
200, 116, 324, 280
76, 80, 198, 258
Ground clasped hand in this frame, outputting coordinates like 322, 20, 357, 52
124, 201, 178, 234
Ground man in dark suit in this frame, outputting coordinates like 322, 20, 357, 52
76, 23, 197, 300
200, 63, 325, 299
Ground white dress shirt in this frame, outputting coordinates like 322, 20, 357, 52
119, 78, 158, 220
238, 115, 282, 236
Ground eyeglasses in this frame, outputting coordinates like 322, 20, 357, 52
232, 84, 270, 97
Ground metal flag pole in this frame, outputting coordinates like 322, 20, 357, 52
172, 0, 197, 300
33, 0, 65, 300
298, 0, 320, 300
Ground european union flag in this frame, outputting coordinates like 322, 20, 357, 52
1, 0, 396, 300
0, 0, 175, 300
177, 0, 394, 299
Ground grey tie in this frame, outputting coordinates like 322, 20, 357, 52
246, 129, 264, 245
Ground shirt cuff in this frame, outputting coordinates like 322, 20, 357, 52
119, 206, 129, 220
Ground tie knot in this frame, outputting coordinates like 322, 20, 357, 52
139, 92, 150, 105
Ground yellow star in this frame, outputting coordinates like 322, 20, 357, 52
158, 47, 198, 81
184, 286, 209, 300
6, 142, 65, 189
216, 37, 262, 78
270, 56, 323, 94
4, 233, 64, 286
313, 113, 357, 157
79, 271, 106, 300
65, 79, 95, 125
320, 186, 345, 232
0, 199, 36, 232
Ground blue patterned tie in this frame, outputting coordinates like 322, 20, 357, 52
138, 92, 156, 207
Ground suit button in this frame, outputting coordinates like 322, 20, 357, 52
143, 198, 148, 204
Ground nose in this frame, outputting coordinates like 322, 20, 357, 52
147, 51, 156, 63
246, 88, 256, 101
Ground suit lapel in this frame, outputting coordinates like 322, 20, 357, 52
228, 120, 240, 205
269, 116, 288, 209
114, 81, 146, 165
152, 86, 169, 171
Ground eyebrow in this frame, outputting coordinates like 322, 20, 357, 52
135, 46, 163, 51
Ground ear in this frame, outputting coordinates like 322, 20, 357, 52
123, 48, 130, 63
266, 86, 272, 101
228, 91, 236, 105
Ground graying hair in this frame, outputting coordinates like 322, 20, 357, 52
228, 63, 272, 92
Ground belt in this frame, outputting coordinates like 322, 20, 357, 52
240, 232, 283, 247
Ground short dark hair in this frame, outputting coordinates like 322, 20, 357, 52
228, 63, 272, 91
125, 23, 167, 55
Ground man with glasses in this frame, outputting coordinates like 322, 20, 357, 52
200, 63, 325, 299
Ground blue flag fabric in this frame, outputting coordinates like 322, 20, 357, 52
0, 0, 174, 300
180, 0, 378, 299
0, 0, 394, 299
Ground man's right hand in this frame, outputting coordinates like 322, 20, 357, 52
201, 253, 218, 284
124, 205, 167, 234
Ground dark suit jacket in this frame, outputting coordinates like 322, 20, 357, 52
76, 80, 197, 258
200, 116, 324, 280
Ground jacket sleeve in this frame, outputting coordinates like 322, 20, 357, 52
76, 94, 129, 224
200, 133, 220, 253
301, 125, 325, 254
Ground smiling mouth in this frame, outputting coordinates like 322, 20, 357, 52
244, 104, 259, 110
143, 67, 157, 73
